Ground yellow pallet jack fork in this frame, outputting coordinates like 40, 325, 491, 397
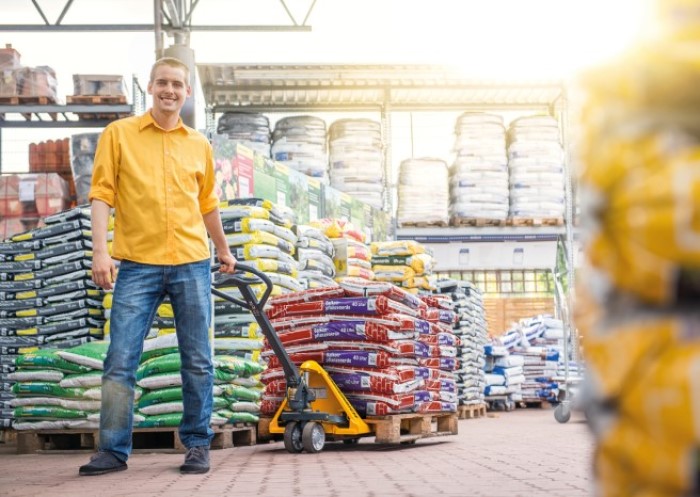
212, 264, 371, 453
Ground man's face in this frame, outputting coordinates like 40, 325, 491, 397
148, 64, 190, 115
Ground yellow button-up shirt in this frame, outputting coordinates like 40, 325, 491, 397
89, 111, 219, 265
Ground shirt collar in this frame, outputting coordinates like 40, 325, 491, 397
139, 110, 192, 135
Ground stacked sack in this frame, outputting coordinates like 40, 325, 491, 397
328, 118, 384, 210
577, 5, 700, 494
397, 158, 449, 227
8, 342, 107, 430
506, 316, 564, 404
507, 115, 565, 222
259, 279, 459, 418
134, 341, 264, 427
219, 198, 303, 298
272, 116, 328, 182
450, 112, 509, 224
309, 218, 373, 282
217, 112, 271, 157
436, 279, 488, 407
483, 340, 523, 411
0, 207, 107, 428
294, 225, 338, 289
370, 240, 436, 294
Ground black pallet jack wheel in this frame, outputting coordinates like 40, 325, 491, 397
301, 421, 325, 453
283, 422, 304, 453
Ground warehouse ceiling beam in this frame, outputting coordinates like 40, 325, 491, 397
0, 0, 315, 32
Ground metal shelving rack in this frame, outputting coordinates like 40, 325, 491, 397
196, 64, 578, 361
0, 77, 145, 172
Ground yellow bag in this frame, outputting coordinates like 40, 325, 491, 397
585, 314, 700, 496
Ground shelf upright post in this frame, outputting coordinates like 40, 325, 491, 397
381, 89, 393, 226
558, 87, 578, 368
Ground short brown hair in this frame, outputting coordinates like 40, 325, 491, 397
149, 57, 190, 83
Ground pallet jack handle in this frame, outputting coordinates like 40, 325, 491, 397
211, 264, 304, 393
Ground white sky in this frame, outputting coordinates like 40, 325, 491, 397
1, 0, 655, 172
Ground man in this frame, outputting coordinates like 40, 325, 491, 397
79, 57, 236, 476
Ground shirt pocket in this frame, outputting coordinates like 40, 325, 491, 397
178, 159, 205, 194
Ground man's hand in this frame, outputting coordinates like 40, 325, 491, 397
92, 251, 117, 290
218, 251, 237, 274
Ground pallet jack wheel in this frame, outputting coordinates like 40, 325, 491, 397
554, 403, 571, 424
283, 422, 304, 453
301, 421, 325, 453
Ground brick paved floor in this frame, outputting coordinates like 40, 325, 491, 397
0, 409, 593, 497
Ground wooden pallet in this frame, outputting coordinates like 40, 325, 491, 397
258, 412, 458, 445
0, 428, 17, 444
365, 412, 458, 444
73, 112, 132, 120
0, 95, 58, 105
15, 424, 256, 454
507, 217, 564, 227
457, 403, 487, 420
66, 95, 128, 105
518, 400, 554, 409
399, 220, 449, 228
450, 217, 506, 227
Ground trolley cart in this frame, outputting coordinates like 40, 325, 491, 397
212, 264, 372, 453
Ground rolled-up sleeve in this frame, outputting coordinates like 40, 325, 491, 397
88, 125, 118, 207
199, 141, 220, 215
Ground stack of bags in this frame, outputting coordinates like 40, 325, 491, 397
482, 341, 523, 409
370, 240, 436, 294
449, 113, 509, 224
271, 116, 328, 182
219, 198, 303, 299
8, 342, 106, 430
507, 115, 565, 222
436, 279, 488, 407
259, 279, 459, 418
397, 158, 449, 227
576, 9, 700, 492
294, 225, 338, 289
0, 207, 107, 428
309, 219, 373, 283
328, 119, 384, 210
135, 342, 265, 427
509, 316, 563, 403
217, 112, 271, 157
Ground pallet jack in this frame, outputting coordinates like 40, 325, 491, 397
212, 264, 372, 453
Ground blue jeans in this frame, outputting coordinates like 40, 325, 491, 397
99, 259, 214, 461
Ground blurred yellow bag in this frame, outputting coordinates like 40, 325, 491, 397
585, 314, 700, 497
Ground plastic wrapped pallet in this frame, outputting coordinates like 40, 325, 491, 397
507, 115, 565, 223
328, 119, 384, 210
70, 133, 101, 205
397, 158, 449, 227
272, 116, 328, 182
217, 112, 271, 158
449, 113, 509, 224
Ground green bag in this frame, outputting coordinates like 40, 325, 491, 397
16, 349, 92, 374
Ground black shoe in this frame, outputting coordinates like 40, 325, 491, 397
180, 446, 210, 474
79, 451, 127, 476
